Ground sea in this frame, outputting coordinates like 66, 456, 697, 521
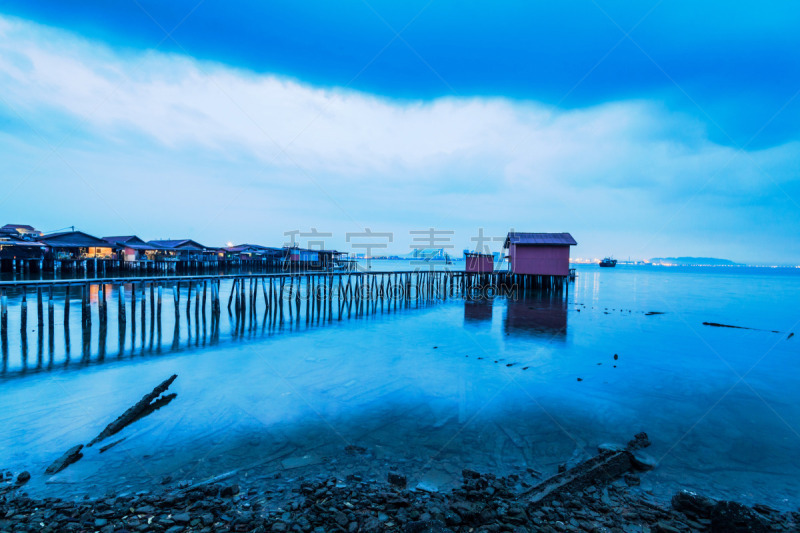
0, 262, 798, 509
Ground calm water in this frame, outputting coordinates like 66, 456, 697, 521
1, 264, 799, 509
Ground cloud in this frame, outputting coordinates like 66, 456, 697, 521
0, 15, 799, 263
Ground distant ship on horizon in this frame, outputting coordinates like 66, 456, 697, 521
599, 257, 617, 267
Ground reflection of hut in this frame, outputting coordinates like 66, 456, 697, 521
503, 296, 568, 339
464, 300, 493, 322
38, 230, 113, 260
464, 252, 494, 273
503, 232, 577, 276
103, 235, 164, 261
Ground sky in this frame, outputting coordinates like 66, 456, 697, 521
0, 1, 799, 263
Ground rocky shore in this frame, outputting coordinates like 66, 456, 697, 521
2, 462, 796, 532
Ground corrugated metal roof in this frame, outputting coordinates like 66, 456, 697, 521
503, 232, 577, 247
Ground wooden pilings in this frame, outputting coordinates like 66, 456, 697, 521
0, 269, 570, 376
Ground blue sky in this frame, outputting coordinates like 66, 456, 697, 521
1, 1, 799, 262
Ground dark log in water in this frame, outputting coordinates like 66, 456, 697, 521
702, 321, 780, 333
521, 450, 633, 508
88, 374, 178, 447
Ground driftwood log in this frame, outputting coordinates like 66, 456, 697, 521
520, 433, 652, 509
521, 450, 633, 508
88, 374, 178, 447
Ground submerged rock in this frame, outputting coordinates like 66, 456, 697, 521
630, 451, 658, 471
711, 500, 769, 532
672, 490, 715, 518
44, 444, 84, 475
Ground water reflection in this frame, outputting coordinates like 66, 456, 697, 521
0, 277, 450, 379
503, 294, 567, 339
463, 299, 493, 322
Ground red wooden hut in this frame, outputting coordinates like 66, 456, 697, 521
464, 252, 494, 273
503, 232, 577, 276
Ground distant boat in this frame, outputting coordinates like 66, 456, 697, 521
599, 257, 617, 267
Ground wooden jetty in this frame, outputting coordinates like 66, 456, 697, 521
0, 270, 569, 376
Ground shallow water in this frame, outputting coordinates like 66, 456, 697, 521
1, 264, 799, 509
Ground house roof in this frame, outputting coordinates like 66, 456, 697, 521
148, 239, 207, 251
503, 232, 577, 248
287, 247, 345, 255
103, 236, 165, 250
0, 235, 45, 247
1, 224, 38, 232
38, 231, 110, 248
227, 243, 284, 254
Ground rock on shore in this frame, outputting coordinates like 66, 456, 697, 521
1, 469, 796, 532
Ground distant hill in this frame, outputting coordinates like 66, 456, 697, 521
649, 257, 739, 266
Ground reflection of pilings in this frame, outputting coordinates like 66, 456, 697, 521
1, 289, 7, 372
37, 286, 43, 330
81, 285, 90, 361
279, 277, 284, 322
140, 283, 146, 351
98, 284, 107, 361
0, 271, 479, 375
47, 285, 54, 365
131, 282, 137, 352
118, 284, 126, 356
64, 284, 70, 327
20, 289, 28, 360
287, 276, 293, 322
